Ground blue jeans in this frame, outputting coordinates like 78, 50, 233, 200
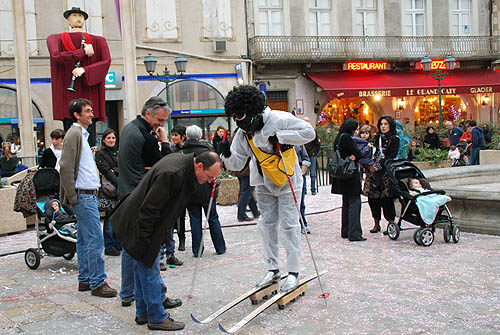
309, 155, 318, 193
160, 228, 176, 259
120, 249, 135, 301
103, 215, 121, 253
237, 176, 259, 220
187, 201, 226, 256
469, 147, 481, 165
300, 175, 307, 227
134, 252, 168, 323
72, 193, 106, 289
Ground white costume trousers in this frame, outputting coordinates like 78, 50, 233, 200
256, 182, 302, 273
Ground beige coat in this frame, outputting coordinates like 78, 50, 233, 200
59, 126, 82, 206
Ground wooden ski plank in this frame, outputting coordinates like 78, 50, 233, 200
191, 275, 286, 324
218, 271, 327, 334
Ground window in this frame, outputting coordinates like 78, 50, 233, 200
0, 0, 38, 56
451, 0, 470, 36
404, 0, 425, 36
258, 0, 282, 36
145, 0, 178, 39
308, 0, 330, 36
67, 0, 103, 35
202, 0, 232, 38
355, 0, 376, 36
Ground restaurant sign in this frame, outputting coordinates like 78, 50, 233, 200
348, 86, 494, 98
344, 62, 391, 71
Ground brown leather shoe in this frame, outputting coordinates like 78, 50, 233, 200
91, 282, 117, 298
78, 283, 91, 292
147, 317, 185, 331
135, 315, 148, 325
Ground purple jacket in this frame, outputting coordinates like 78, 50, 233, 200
352, 137, 374, 168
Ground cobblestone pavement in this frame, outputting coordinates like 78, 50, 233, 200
0, 185, 499, 334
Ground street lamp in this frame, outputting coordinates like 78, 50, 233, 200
143, 53, 188, 133
421, 55, 456, 128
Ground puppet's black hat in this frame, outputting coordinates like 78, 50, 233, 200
63, 7, 88, 20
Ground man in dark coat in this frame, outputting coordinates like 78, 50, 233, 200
46, 7, 111, 145
111, 151, 222, 331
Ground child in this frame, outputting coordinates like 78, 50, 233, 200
407, 178, 451, 225
448, 145, 460, 165
44, 200, 77, 238
407, 138, 419, 161
353, 125, 375, 172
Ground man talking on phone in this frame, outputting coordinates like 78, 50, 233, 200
117, 96, 182, 309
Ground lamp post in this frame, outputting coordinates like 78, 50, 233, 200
144, 53, 188, 133
421, 55, 456, 128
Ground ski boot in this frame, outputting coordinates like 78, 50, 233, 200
280, 274, 299, 292
256, 271, 281, 287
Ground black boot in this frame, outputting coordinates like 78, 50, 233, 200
370, 220, 381, 233
178, 239, 185, 252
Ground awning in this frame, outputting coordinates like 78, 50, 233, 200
307, 70, 500, 99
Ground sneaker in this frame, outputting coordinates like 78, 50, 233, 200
160, 262, 167, 271
280, 274, 299, 292
167, 255, 183, 266
256, 271, 281, 287
147, 317, 185, 331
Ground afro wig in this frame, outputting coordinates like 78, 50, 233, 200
224, 85, 266, 117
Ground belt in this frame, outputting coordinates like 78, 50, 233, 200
77, 189, 98, 195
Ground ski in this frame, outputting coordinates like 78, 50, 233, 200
218, 270, 327, 334
190, 275, 286, 324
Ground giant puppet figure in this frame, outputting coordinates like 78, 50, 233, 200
47, 7, 111, 146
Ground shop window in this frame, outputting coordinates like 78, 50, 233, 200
414, 95, 467, 126
258, 0, 283, 36
202, 0, 232, 38
318, 98, 373, 126
145, 0, 178, 39
163, 79, 225, 112
67, 0, 103, 35
0, 0, 37, 56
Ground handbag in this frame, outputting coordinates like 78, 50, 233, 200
101, 172, 117, 198
97, 190, 119, 212
328, 133, 356, 180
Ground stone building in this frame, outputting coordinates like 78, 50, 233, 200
247, 0, 500, 129
0, 0, 249, 159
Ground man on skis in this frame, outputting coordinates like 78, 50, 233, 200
219, 85, 315, 292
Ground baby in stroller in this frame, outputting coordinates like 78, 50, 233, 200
407, 178, 451, 225
451, 142, 468, 167
43, 200, 77, 238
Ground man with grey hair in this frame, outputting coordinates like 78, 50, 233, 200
117, 96, 182, 310
181, 125, 226, 257
445, 120, 464, 147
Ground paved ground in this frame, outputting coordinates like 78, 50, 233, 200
0, 185, 499, 335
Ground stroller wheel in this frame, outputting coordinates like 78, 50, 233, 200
63, 252, 75, 260
387, 222, 400, 240
419, 228, 434, 247
25, 248, 41, 270
443, 225, 451, 243
413, 229, 422, 245
452, 225, 460, 243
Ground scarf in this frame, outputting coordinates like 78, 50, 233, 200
60, 32, 91, 51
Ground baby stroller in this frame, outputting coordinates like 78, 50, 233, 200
383, 159, 460, 247
24, 168, 77, 270
451, 142, 469, 167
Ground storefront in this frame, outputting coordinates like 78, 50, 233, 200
308, 62, 500, 127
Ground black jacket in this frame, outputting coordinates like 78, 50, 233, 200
331, 133, 362, 195
39, 148, 57, 169
118, 116, 172, 199
424, 133, 441, 149
111, 153, 197, 268
181, 139, 219, 204
0, 155, 18, 177
95, 146, 119, 187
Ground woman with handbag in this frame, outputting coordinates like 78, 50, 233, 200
95, 128, 121, 256
331, 118, 365, 242
364, 116, 400, 233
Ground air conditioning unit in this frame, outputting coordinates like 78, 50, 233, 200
213, 40, 227, 53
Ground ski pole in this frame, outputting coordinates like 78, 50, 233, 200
276, 143, 329, 306
187, 176, 218, 300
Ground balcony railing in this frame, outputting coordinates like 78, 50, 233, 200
249, 36, 500, 63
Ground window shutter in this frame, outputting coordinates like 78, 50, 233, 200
202, 0, 232, 38
146, 0, 178, 39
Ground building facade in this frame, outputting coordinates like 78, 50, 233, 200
0, 0, 250, 157
247, 0, 500, 130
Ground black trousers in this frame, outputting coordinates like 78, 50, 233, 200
341, 194, 362, 240
176, 208, 186, 241
367, 197, 396, 222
